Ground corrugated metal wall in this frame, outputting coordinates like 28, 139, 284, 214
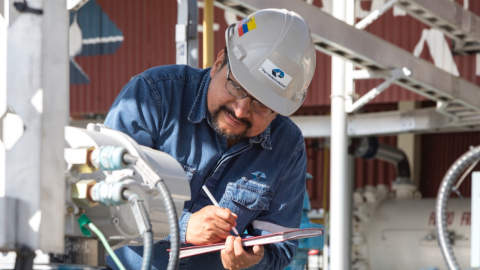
420, 131, 480, 198
70, 0, 178, 114
70, 1, 239, 115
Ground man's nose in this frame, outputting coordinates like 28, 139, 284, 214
233, 97, 252, 119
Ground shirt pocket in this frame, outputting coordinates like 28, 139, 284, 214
220, 179, 274, 231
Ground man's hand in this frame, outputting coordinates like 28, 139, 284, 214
221, 236, 264, 270
186, 205, 238, 245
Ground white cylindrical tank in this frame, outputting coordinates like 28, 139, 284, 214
354, 197, 470, 270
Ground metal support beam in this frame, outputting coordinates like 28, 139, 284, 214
355, 0, 398, 29
0, 0, 68, 253
176, 0, 198, 67
347, 68, 411, 113
291, 108, 455, 138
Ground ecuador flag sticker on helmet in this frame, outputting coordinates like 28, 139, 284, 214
238, 15, 257, 37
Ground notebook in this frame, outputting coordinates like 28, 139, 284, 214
170, 228, 323, 259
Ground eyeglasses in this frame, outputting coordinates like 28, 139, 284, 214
225, 61, 273, 117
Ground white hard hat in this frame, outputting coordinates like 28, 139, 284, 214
225, 9, 316, 116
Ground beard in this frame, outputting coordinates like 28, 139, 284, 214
208, 105, 252, 141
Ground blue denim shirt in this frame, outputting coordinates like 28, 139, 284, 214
104, 65, 307, 270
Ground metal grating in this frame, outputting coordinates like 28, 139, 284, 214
397, 0, 480, 53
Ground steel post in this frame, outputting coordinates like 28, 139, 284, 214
330, 0, 354, 269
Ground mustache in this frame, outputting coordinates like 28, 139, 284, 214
220, 105, 252, 129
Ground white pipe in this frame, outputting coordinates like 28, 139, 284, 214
348, 67, 410, 113
0, 7, 7, 198
330, 0, 354, 269
348, 76, 396, 113
355, 0, 398, 29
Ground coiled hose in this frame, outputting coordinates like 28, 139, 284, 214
436, 145, 480, 270
155, 179, 180, 270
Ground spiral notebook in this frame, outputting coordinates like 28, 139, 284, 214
170, 228, 323, 259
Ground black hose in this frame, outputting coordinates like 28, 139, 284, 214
155, 180, 180, 270
436, 145, 480, 270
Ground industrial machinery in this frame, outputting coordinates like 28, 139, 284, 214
346, 137, 472, 270
0, 123, 191, 269
351, 185, 470, 270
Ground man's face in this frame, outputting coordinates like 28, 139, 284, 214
207, 51, 277, 141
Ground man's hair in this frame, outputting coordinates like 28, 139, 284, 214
220, 46, 228, 70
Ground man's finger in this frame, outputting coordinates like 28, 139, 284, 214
251, 245, 264, 256
210, 214, 236, 234
213, 207, 237, 225
224, 236, 236, 254
214, 227, 234, 237
233, 236, 245, 257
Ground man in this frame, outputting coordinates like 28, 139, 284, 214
105, 8, 316, 270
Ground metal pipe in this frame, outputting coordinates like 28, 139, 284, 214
348, 67, 410, 113
203, 0, 214, 68
355, 0, 398, 29
330, 0, 354, 269
348, 77, 396, 113
352, 137, 411, 181
375, 143, 411, 179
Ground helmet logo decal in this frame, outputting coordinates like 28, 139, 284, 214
272, 69, 284, 78
238, 15, 257, 37
259, 59, 292, 90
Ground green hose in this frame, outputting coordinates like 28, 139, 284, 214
78, 214, 126, 270
88, 222, 126, 270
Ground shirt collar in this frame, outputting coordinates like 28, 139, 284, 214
188, 69, 273, 150
249, 125, 272, 150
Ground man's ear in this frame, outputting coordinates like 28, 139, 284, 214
210, 50, 226, 78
